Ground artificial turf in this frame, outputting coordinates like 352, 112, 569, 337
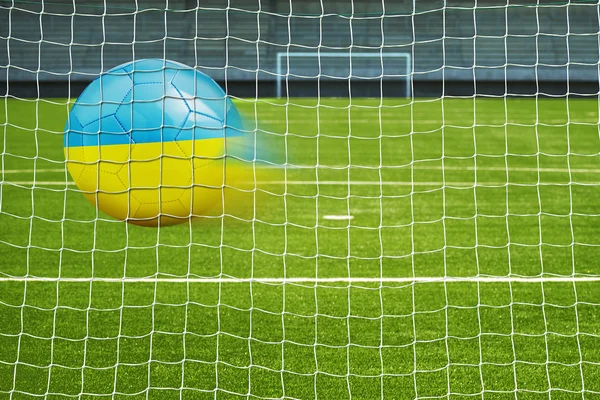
0, 96, 599, 399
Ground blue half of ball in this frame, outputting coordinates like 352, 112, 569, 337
64, 59, 248, 156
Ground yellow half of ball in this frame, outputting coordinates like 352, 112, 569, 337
65, 138, 253, 227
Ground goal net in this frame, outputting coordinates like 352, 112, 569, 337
1, 0, 600, 398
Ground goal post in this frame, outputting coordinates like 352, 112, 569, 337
275, 52, 412, 98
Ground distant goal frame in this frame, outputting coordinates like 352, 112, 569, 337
275, 52, 412, 99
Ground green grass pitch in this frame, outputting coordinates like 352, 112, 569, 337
0, 96, 600, 399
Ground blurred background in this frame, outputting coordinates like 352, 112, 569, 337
1, 0, 598, 98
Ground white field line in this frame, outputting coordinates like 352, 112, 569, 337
392, 165, 600, 174
282, 165, 600, 173
259, 119, 600, 125
273, 181, 504, 186
3, 181, 76, 186
2, 166, 600, 174
0, 181, 534, 187
274, 181, 519, 186
2, 163, 600, 187
323, 215, 354, 220
3, 180, 600, 187
0, 276, 599, 284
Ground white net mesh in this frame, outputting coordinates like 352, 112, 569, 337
1, 0, 600, 398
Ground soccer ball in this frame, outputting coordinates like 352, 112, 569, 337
64, 59, 251, 227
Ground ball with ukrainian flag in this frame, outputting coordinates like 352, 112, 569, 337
64, 59, 251, 227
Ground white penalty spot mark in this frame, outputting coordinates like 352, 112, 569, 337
324, 215, 354, 221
